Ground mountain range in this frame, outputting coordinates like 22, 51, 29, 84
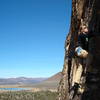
31, 72, 62, 89
0, 72, 62, 89
0, 77, 47, 85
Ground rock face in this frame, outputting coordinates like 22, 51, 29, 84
57, 0, 100, 100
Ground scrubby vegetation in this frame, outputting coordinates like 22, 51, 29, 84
0, 91, 57, 100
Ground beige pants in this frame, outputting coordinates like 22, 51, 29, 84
73, 53, 93, 84
73, 59, 84, 84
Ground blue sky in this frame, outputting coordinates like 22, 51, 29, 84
0, 0, 71, 78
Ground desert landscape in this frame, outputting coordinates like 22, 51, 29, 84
0, 72, 62, 100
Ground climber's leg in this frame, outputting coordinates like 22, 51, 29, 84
74, 63, 83, 84
69, 59, 83, 100
69, 58, 84, 100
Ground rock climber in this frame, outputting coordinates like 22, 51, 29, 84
69, 25, 94, 100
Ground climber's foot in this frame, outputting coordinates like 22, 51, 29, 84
69, 83, 79, 100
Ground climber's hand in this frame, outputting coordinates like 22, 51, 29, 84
80, 49, 88, 58
75, 47, 88, 58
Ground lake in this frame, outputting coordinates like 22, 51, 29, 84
0, 88, 31, 91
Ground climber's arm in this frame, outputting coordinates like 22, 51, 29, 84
75, 35, 88, 58
76, 35, 83, 48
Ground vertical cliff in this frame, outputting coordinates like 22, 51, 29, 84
57, 0, 100, 100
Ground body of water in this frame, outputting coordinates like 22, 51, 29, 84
0, 88, 31, 91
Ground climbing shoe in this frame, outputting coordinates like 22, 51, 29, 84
69, 83, 80, 100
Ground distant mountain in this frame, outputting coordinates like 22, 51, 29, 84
45, 72, 62, 81
0, 72, 62, 90
0, 77, 47, 85
32, 72, 62, 89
